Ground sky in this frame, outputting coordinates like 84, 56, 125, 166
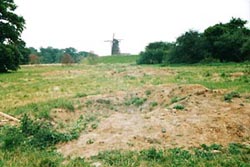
15, 0, 250, 56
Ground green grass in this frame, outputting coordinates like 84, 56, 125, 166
92, 144, 250, 167
0, 59, 250, 166
97, 55, 139, 64
1, 62, 249, 115
1, 143, 248, 167
168, 63, 250, 93
6, 98, 75, 119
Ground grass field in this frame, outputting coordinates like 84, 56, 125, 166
0, 55, 249, 166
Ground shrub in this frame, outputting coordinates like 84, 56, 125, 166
96, 99, 111, 105
173, 104, 185, 110
224, 91, 241, 102
137, 42, 173, 64
0, 114, 89, 150
75, 93, 87, 98
137, 49, 166, 64
150, 102, 158, 107
125, 97, 147, 106
145, 90, 152, 96
0, 126, 25, 150
140, 148, 164, 162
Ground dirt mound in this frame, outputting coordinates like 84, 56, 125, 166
57, 84, 250, 158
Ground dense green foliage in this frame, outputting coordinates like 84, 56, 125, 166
29, 47, 89, 64
0, 114, 91, 150
137, 42, 173, 64
203, 18, 250, 62
168, 30, 206, 64
0, 0, 29, 72
138, 18, 250, 64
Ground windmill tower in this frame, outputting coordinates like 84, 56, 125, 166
105, 34, 122, 55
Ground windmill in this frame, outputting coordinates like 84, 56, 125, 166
105, 33, 122, 55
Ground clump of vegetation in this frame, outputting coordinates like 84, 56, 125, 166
86, 139, 95, 145
125, 97, 147, 106
221, 72, 229, 78
150, 102, 158, 107
0, 113, 95, 151
224, 91, 241, 102
145, 90, 152, 96
171, 96, 187, 104
74, 92, 88, 98
203, 71, 211, 77
1, 115, 64, 149
85, 100, 93, 107
171, 97, 179, 103
96, 99, 111, 105
91, 123, 98, 130
173, 104, 185, 110
140, 148, 165, 162
137, 42, 173, 64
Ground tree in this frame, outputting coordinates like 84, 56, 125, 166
19, 41, 31, 65
137, 42, 173, 64
61, 53, 74, 65
29, 54, 40, 64
204, 18, 250, 62
241, 38, 250, 61
0, 0, 26, 72
63, 47, 78, 63
39, 47, 63, 64
168, 30, 207, 64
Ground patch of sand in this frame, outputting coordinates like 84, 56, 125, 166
57, 84, 250, 158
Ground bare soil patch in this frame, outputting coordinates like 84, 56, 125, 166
57, 84, 250, 158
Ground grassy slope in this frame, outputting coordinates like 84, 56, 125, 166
0, 56, 250, 166
97, 55, 139, 64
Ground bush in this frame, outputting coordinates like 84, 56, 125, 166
137, 42, 173, 64
224, 91, 241, 102
0, 114, 87, 150
125, 97, 147, 106
0, 126, 24, 150
173, 104, 185, 110
137, 49, 166, 64
140, 148, 164, 162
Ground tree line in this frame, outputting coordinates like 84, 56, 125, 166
27, 47, 90, 64
137, 18, 250, 65
1, 0, 249, 72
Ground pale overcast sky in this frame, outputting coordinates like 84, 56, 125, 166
15, 0, 249, 56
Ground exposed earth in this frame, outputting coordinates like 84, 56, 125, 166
56, 84, 250, 158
